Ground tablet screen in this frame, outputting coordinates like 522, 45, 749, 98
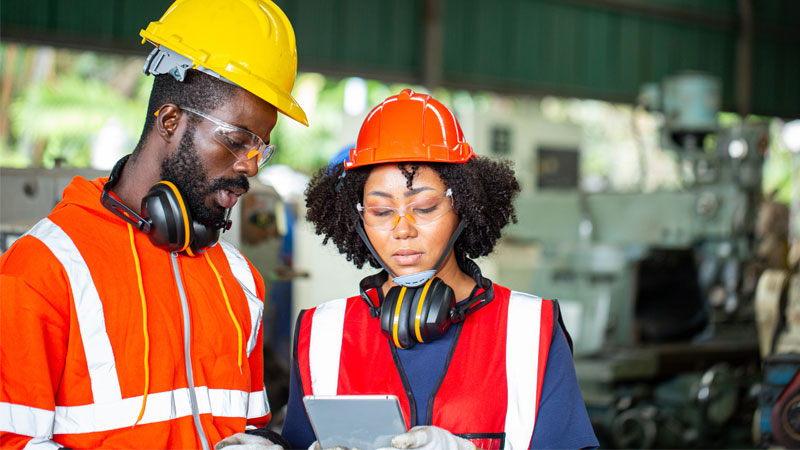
302, 394, 408, 449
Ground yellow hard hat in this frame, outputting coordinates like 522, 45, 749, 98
140, 0, 308, 126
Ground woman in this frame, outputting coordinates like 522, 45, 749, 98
282, 90, 598, 450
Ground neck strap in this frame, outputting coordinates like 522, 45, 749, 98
355, 220, 465, 287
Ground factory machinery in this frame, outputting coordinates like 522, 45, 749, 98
494, 73, 799, 448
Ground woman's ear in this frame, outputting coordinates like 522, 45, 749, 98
154, 103, 181, 142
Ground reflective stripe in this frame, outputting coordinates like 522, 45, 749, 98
49, 387, 252, 434
20, 225, 262, 436
246, 387, 270, 420
219, 240, 263, 356
504, 291, 542, 450
26, 219, 122, 403
0, 402, 55, 438
23, 437, 61, 450
309, 298, 347, 394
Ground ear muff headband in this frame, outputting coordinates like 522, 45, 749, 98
414, 277, 435, 343
392, 286, 407, 348
156, 180, 192, 253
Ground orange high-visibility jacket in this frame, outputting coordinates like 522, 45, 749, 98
0, 176, 269, 449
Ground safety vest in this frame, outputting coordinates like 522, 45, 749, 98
294, 285, 555, 450
0, 176, 268, 450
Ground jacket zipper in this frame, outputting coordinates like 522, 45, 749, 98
171, 251, 211, 450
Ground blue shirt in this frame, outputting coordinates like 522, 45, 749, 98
282, 303, 598, 449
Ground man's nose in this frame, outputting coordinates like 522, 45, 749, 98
233, 157, 259, 178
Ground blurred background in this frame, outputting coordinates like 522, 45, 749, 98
2, 0, 800, 447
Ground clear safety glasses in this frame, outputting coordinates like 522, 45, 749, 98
180, 106, 275, 168
357, 189, 454, 231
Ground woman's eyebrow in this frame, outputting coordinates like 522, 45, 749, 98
365, 186, 435, 198
404, 186, 434, 197
365, 191, 392, 198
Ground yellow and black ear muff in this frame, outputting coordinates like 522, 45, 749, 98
381, 277, 456, 349
141, 180, 193, 253
102, 155, 226, 256
412, 277, 455, 343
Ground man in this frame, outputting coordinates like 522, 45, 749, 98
0, 0, 307, 449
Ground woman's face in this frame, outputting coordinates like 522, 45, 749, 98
361, 164, 459, 277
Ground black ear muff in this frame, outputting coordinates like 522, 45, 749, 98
141, 181, 193, 253
102, 155, 226, 257
381, 277, 455, 349
360, 259, 495, 349
414, 278, 455, 342
187, 220, 221, 256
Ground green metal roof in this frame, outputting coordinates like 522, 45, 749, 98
2, 0, 798, 117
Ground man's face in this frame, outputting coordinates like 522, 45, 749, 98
160, 127, 245, 227
160, 90, 279, 227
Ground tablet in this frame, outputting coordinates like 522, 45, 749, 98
302, 394, 408, 449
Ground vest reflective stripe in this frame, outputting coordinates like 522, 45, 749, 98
504, 291, 542, 450
219, 240, 263, 357
247, 387, 270, 420
303, 290, 549, 450
0, 402, 54, 439
308, 298, 346, 395
26, 219, 122, 404
46, 387, 253, 434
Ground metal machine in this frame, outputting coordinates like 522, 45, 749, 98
494, 73, 769, 448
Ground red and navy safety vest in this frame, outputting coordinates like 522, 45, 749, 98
294, 284, 556, 450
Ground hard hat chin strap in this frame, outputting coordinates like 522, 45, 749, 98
355, 220, 465, 287
142, 46, 238, 88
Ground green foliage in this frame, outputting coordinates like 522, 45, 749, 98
2, 43, 151, 168
10, 75, 148, 167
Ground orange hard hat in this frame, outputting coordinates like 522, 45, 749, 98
344, 89, 476, 170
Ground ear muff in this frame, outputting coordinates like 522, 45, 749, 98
360, 259, 495, 349
141, 181, 222, 256
188, 220, 221, 256
380, 277, 455, 349
102, 155, 223, 256
141, 181, 193, 253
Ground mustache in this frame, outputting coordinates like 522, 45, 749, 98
208, 176, 249, 193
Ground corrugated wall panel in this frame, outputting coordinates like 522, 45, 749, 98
444, 0, 739, 106
274, 0, 421, 76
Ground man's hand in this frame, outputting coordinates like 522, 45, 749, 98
384, 426, 475, 450
214, 432, 284, 450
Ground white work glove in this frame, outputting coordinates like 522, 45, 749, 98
383, 426, 475, 450
308, 441, 359, 450
214, 432, 284, 450
307, 441, 355, 450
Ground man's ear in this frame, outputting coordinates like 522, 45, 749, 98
154, 103, 181, 141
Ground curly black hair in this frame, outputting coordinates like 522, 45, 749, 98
304, 157, 521, 269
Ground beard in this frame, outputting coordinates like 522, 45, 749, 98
160, 124, 250, 227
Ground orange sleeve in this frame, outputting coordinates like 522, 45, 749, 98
0, 236, 72, 447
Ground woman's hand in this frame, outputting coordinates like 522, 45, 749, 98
382, 426, 475, 450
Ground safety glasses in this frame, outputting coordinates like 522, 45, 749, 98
180, 106, 275, 168
357, 189, 453, 231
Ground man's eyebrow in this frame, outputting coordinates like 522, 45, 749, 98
230, 121, 268, 143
